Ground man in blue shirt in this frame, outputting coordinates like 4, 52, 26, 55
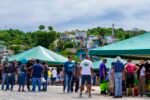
99, 59, 107, 94
31, 59, 43, 92
63, 56, 75, 93
113, 57, 124, 98
99, 59, 107, 81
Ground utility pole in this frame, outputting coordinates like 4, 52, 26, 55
112, 24, 115, 36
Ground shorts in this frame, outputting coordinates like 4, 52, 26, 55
81, 75, 91, 85
51, 77, 56, 81
109, 78, 114, 88
126, 73, 134, 88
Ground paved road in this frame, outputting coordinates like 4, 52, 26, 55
0, 86, 149, 100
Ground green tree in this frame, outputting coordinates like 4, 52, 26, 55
39, 25, 45, 30
48, 26, 53, 31
49, 43, 55, 51
56, 39, 64, 50
34, 31, 57, 48
64, 42, 74, 49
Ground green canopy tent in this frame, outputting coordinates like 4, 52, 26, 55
93, 58, 126, 70
8, 46, 68, 64
89, 33, 150, 59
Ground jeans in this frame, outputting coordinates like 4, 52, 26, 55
27, 73, 31, 91
93, 75, 96, 86
71, 76, 79, 92
42, 75, 48, 91
18, 72, 26, 85
32, 77, 41, 91
114, 72, 122, 96
1, 73, 7, 90
6, 73, 15, 91
64, 73, 73, 92
63, 74, 66, 92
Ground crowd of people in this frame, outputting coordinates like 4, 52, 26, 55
99, 57, 150, 98
63, 56, 150, 98
0, 58, 62, 92
0, 56, 150, 99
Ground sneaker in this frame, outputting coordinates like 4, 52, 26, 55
88, 94, 92, 98
79, 93, 82, 97
119, 96, 122, 98
113, 96, 119, 98
22, 90, 25, 92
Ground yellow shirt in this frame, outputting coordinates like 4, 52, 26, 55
48, 70, 52, 78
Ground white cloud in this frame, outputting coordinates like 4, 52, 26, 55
0, 0, 150, 32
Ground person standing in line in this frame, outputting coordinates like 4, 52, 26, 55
18, 59, 27, 92
0, 60, 2, 84
59, 69, 64, 85
108, 62, 114, 96
6, 61, 17, 91
113, 57, 124, 98
63, 56, 75, 93
92, 72, 96, 86
1, 58, 9, 90
26, 60, 34, 91
145, 61, 150, 94
47, 69, 52, 85
31, 59, 43, 92
138, 60, 146, 97
125, 59, 139, 96
80, 55, 93, 98
42, 62, 49, 91
51, 68, 57, 85
122, 67, 126, 96
99, 59, 107, 94
71, 62, 80, 92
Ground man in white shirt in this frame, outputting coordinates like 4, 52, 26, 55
138, 60, 146, 97
51, 68, 57, 85
80, 55, 93, 98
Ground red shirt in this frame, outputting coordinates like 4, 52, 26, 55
125, 63, 136, 73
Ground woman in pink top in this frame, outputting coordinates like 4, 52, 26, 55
125, 59, 139, 96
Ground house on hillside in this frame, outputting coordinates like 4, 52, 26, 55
87, 35, 99, 49
60, 32, 75, 42
104, 35, 117, 44
0, 45, 13, 60
74, 30, 87, 48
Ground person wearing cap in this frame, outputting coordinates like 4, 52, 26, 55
79, 55, 93, 98
63, 56, 75, 93
113, 56, 124, 98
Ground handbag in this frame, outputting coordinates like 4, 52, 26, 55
41, 77, 46, 83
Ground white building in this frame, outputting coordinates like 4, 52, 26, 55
74, 31, 87, 48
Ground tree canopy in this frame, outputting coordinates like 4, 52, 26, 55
0, 25, 146, 55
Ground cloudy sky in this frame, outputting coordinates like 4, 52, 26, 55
0, 0, 150, 32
